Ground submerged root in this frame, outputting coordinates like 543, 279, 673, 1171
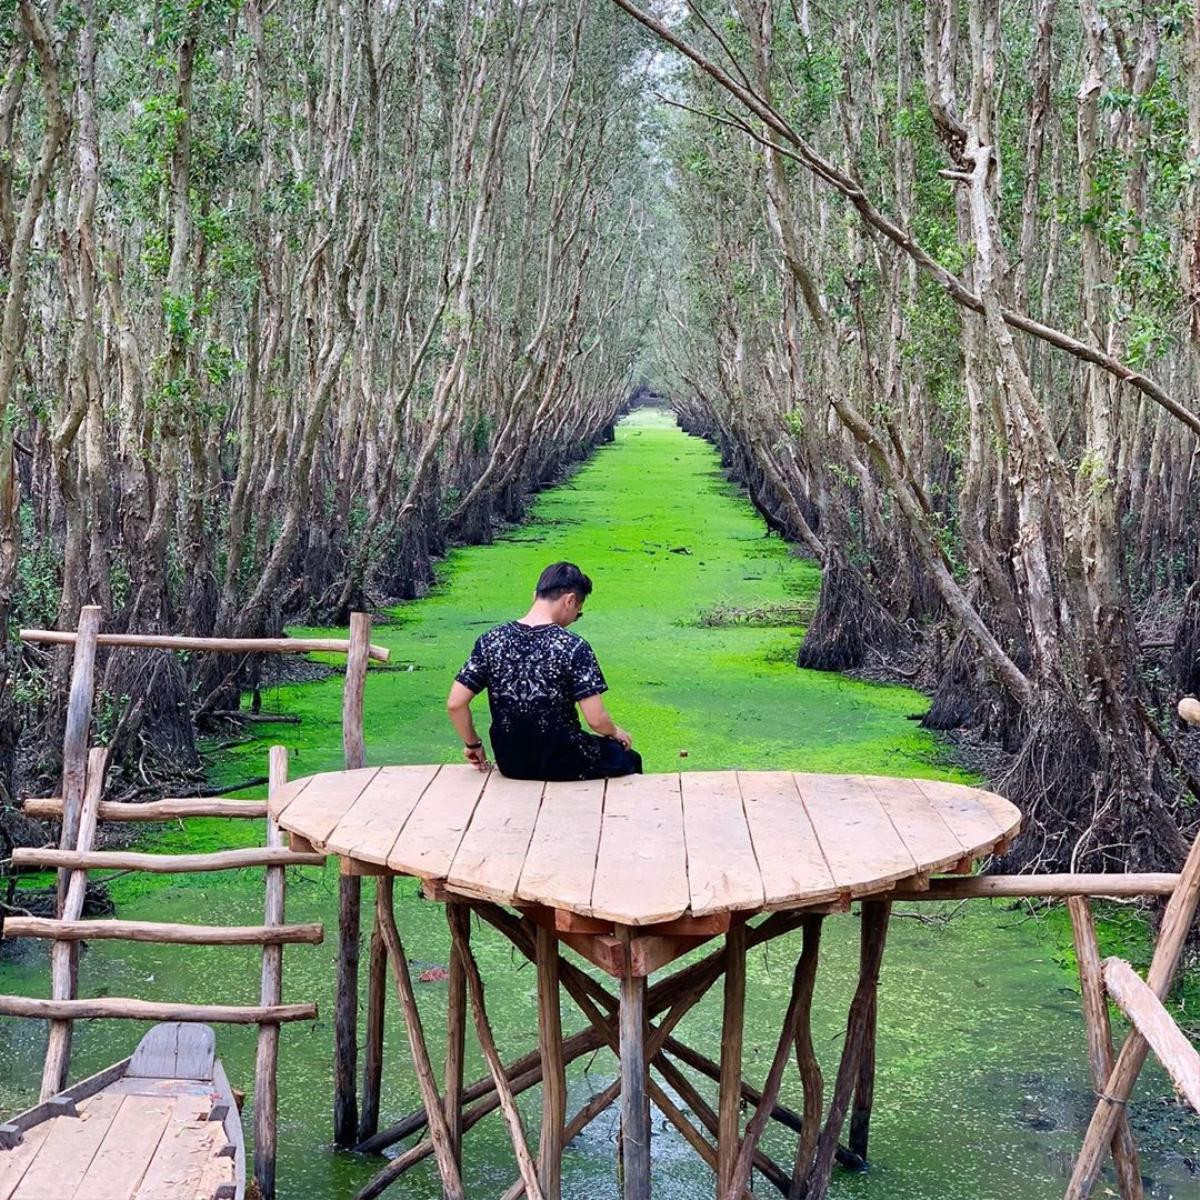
796, 550, 909, 672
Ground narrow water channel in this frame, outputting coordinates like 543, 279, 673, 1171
1, 409, 1195, 1198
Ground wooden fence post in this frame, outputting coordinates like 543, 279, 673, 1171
40, 745, 108, 1099
56, 605, 100, 912
254, 745, 288, 1200
335, 611, 370, 1145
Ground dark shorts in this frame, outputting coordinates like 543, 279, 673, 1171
493, 727, 643, 782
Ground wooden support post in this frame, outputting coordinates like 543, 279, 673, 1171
718, 920, 747, 1197
449, 903, 546, 1200
791, 915, 825, 1195
800, 900, 890, 1200
40, 745, 107, 1100
358, 877, 388, 1143
1066, 824, 1200, 1199
335, 610, 371, 1146
536, 924, 566, 1200
1067, 897, 1143, 1200
848, 980, 877, 1160
617, 925, 651, 1200
55, 605, 100, 913
445, 898, 467, 1167
254, 745, 288, 1200
376, 873, 466, 1199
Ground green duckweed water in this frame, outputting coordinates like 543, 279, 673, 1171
2, 408, 1196, 1198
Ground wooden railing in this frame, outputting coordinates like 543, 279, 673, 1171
1, 606, 388, 1200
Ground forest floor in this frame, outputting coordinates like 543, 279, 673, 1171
1, 409, 1196, 1198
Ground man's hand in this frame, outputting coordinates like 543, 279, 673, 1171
464, 744, 491, 772
612, 726, 633, 750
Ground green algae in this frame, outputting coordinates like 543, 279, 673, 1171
1, 409, 1196, 1198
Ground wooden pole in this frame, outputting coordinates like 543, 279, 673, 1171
254, 745, 288, 1200
1066, 824, 1200, 1198
848, 986, 877, 1160
448, 903, 547, 1200
718, 920, 747, 1197
617, 924, 651, 1200
2, 917, 323, 944
55, 605, 100, 913
14, 846, 325, 872
376, 877, 466, 1199
358, 877, 388, 1143
1067, 897, 1143, 1200
445, 900, 467, 1167
335, 610, 371, 1146
800, 900, 890, 1200
21, 627, 391, 661
536, 923, 567, 1200
791, 915, 825, 1197
0, 996, 316, 1022
40, 745, 107, 1099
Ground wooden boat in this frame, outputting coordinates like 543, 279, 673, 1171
0, 1023, 244, 1200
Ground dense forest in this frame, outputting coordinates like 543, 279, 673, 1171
3, 0, 1200, 879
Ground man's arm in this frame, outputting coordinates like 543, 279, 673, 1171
578, 694, 633, 749
447, 681, 490, 771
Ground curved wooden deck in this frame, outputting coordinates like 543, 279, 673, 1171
269, 766, 1021, 925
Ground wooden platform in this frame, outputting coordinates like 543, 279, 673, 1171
0, 1024, 243, 1200
269, 766, 1020, 926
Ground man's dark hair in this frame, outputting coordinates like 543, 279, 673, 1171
536, 561, 593, 602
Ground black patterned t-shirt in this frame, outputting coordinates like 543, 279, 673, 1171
455, 621, 612, 780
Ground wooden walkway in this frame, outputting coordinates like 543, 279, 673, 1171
270, 767, 1019, 926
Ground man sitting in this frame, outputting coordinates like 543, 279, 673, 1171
446, 561, 642, 781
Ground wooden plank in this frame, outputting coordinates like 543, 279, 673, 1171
910, 778, 1010, 849
176, 1026, 218, 1082
446, 773, 545, 904
3, 916, 323, 945
1104, 957, 1200, 1112
11, 1090, 124, 1198
129, 1023, 182, 1079
0, 1122, 51, 1200
737, 772, 838, 909
25, 797, 270, 821
70, 1093, 175, 1197
680, 772, 764, 917
861, 775, 970, 874
266, 775, 312, 822
131, 1095, 224, 1200
591, 774, 688, 926
793, 774, 918, 894
270, 766, 379, 844
388, 765, 490, 880
323, 765, 441, 864
517, 779, 605, 913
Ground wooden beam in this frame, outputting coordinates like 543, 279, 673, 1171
890, 873, 1180, 900
13, 846, 326, 872
0, 996, 316, 1023
24, 796, 269, 821
617, 925, 651, 1200
254, 744, 288, 1200
536, 924, 566, 1200
41, 745, 107, 1099
1067, 897, 1143, 1200
2, 917, 323, 945
1104, 957, 1200, 1111
20, 626, 391, 662
717, 920, 747, 1197
358, 877, 389, 1143
445, 899, 467, 1167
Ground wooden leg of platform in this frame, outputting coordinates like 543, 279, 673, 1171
791, 915, 825, 1197
448, 903, 546, 1200
358, 879, 388, 1144
1067, 897, 1143, 1200
617, 925, 651, 1200
376, 881, 466, 1200
718, 920, 747, 1197
536, 924, 566, 1200
445, 900, 467, 1168
848, 977, 876, 1161
334, 873, 361, 1146
800, 900, 890, 1200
